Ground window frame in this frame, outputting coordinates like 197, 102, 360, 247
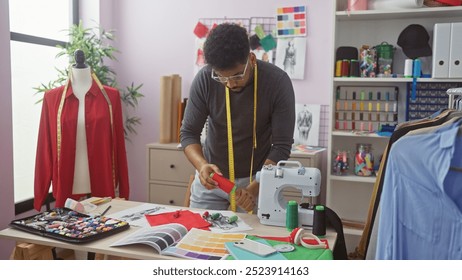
11, 0, 79, 215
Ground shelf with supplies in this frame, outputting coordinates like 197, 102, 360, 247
335, 6, 462, 21
334, 77, 462, 83
327, 1, 462, 245
330, 174, 377, 184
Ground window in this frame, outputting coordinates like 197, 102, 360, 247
9, 0, 78, 214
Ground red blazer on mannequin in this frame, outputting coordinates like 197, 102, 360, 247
34, 79, 130, 211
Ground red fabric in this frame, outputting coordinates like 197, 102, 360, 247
145, 210, 211, 231
435, 0, 461, 5
34, 80, 130, 211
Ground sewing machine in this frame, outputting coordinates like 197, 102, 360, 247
256, 161, 321, 227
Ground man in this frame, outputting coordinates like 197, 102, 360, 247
180, 23, 295, 211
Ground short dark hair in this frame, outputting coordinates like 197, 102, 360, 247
203, 23, 249, 70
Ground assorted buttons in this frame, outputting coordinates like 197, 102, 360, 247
11, 208, 129, 242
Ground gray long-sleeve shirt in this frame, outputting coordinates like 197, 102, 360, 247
180, 60, 295, 179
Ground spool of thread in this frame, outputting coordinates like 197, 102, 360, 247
404, 59, 413, 78
226, 215, 238, 223
286, 200, 299, 231
413, 59, 421, 78
210, 173, 235, 194
312, 205, 326, 236
349, 59, 360, 77
335, 60, 342, 77
341, 60, 350, 77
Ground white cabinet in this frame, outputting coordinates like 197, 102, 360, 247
327, 1, 462, 243
147, 143, 195, 206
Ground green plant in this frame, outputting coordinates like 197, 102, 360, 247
34, 21, 144, 140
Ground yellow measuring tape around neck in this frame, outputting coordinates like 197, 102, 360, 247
225, 62, 258, 212
56, 70, 116, 189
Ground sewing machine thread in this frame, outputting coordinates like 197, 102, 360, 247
312, 205, 326, 236
286, 200, 299, 231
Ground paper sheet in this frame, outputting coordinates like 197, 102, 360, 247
108, 203, 253, 232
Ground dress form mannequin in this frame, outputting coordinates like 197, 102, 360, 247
71, 50, 92, 195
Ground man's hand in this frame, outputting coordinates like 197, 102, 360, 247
198, 163, 222, 190
235, 188, 256, 212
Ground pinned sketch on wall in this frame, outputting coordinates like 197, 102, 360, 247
276, 6, 307, 38
294, 104, 320, 147
194, 37, 206, 75
275, 37, 306, 80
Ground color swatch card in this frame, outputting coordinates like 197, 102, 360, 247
172, 228, 246, 257
276, 6, 307, 37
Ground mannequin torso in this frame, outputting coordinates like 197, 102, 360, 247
70, 66, 92, 195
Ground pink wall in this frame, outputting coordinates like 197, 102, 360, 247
111, 0, 335, 202
0, 1, 334, 259
0, 0, 16, 260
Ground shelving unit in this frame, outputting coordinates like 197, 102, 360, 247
328, 1, 462, 252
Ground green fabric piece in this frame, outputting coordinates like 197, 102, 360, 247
260, 34, 277, 52
254, 25, 266, 39
225, 236, 333, 260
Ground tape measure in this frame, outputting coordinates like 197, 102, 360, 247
225, 87, 237, 212
224, 61, 258, 213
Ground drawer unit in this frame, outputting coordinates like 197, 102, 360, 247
147, 143, 195, 206
148, 148, 194, 183
149, 183, 188, 206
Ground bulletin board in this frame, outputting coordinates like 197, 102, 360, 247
197, 17, 251, 32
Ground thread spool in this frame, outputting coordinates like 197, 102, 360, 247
312, 205, 326, 236
349, 59, 360, 77
404, 59, 413, 78
348, 0, 368, 11
210, 172, 235, 194
335, 60, 342, 77
413, 59, 421, 78
341, 60, 350, 77
286, 200, 299, 231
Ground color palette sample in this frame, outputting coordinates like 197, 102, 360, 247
276, 6, 306, 37
173, 228, 246, 257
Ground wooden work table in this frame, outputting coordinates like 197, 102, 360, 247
0, 199, 337, 260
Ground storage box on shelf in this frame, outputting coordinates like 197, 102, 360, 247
329, 1, 462, 250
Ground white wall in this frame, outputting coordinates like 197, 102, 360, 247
0, 0, 16, 260
110, 0, 335, 202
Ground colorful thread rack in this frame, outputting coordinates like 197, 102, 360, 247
334, 86, 399, 132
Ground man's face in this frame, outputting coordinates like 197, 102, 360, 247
212, 54, 255, 93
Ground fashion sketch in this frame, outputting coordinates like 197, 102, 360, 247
293, 104, 321, 146
275, 37, 306, 80
297, 105, 312, 141
283, 39, 296, 75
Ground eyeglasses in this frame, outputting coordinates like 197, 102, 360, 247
211, 57, 249, 83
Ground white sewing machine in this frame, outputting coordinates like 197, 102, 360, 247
256, 160, 321, 227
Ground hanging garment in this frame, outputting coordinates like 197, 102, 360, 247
355, 109, 455, 259
34, 79, 129, 211
376, 120, 462, 259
